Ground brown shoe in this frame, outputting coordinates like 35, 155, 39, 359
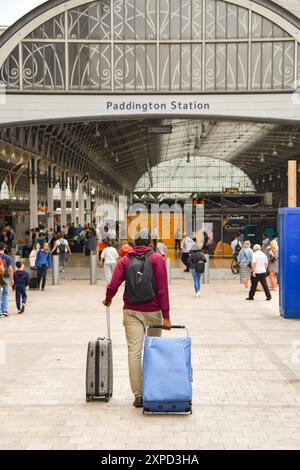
133, 397, 143, 408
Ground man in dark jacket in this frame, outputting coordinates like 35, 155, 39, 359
13, 261, 29, 314
103, 229, 171, 408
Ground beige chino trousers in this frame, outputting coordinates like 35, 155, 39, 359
123, 309, 162, 398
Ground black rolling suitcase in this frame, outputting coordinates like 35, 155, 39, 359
86, 307, 113, 402
29, 268, 39, 290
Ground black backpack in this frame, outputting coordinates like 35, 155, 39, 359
58, 240, 66, 254
125, 251, 156, 304
191, 251, 206, 274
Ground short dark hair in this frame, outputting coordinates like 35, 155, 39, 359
16, 261, 23, 269
0, 242, 6, 251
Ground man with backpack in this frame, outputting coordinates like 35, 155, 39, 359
0, 243, 14, 318
51, 233, 72, 273
102, 229, 171, 408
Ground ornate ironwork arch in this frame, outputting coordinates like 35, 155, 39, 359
0, 0, 300, 93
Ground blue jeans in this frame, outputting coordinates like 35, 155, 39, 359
15, 286, 27, 311
0, 283, 9, 314
59, 253, 66, 269
191, 269, 201, 294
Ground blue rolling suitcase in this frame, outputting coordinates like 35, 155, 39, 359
143, 325, 192, 414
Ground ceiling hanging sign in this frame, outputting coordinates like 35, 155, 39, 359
0, 93, 299, 126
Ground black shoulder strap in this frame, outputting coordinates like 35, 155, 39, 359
128, 250, 154, 259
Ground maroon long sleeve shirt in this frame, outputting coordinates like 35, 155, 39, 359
105, 246, 170, 320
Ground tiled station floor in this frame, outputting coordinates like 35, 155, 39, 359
1, 279, 300, 450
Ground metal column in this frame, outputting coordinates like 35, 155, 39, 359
60, 172, 67, 227
78, 182, 85, 226
202, 254, 210, 284
86, 182, 92, 225
52, 255, 60, 286
166, 258, 172, 285
47, 186, 54, 230
90, 254, 98, 285
70, 176, 77, 224
61, 189, 67, 227
30, 158, 38, 229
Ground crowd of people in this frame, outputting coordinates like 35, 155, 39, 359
0, 218, 280, 322
233, 232, 279, 301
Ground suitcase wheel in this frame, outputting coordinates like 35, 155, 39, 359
105, 396, 110, 403
86, 395, 93, 403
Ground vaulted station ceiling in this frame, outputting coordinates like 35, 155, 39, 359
0, 119, 300, 198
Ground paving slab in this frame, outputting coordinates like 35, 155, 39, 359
0, 279, 300, 450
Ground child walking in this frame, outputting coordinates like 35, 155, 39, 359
14, 261, 29, 314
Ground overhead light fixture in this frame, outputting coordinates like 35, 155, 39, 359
260, 153, 265, 163
272, 147, 278, 157
115, 154, 119, 163
146, 125, 173, 135
104, 136, 109, 149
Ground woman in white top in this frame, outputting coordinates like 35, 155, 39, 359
29, 243, 40, 269
51, 233, 72, 272
100, 242, 119, 283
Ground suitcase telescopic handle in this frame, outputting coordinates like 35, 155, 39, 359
146, 325, 189, 337
106, 307, 111, 341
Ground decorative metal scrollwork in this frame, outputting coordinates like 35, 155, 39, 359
0, 0, 299, 92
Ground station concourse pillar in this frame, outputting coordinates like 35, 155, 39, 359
47, 186, 54, 230
60, 173, 67, 228
94, 187, 101, 224
86, 183, 92, 225
70, 176, 77, 225
78, 182, 85, 226
47, 166, 54, 230
288, 160, 297, 207
30, 158, 38, 229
